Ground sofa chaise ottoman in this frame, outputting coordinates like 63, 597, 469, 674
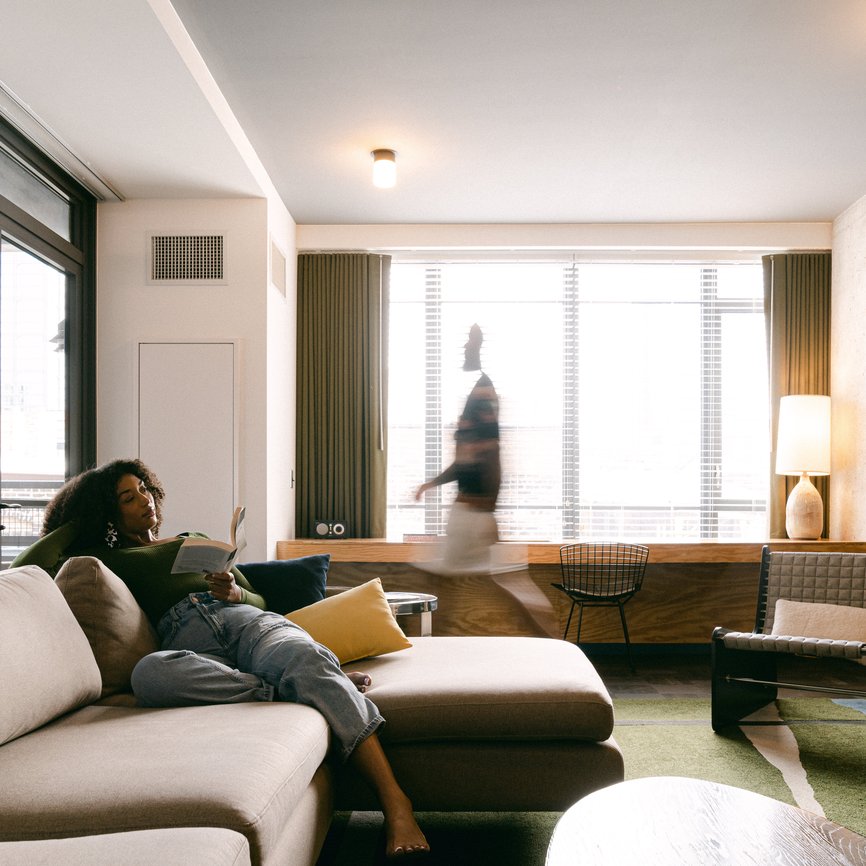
337, 635, 623, 811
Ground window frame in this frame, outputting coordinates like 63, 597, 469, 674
0, 117, 97, 478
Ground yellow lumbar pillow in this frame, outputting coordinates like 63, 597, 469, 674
286, 578, 412, 664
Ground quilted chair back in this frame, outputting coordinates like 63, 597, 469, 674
757, 548, 866, 634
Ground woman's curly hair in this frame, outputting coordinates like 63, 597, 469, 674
42, 458, 165, 549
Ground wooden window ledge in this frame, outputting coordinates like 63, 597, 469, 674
276, 538, 866, 565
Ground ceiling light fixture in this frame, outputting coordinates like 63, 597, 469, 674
371, 148, 397, 188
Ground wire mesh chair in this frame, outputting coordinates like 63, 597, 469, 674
552, 542, 650, 670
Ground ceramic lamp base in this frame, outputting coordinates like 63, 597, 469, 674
785, 473, 823, 540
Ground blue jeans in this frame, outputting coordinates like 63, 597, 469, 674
130, 593, 383, 760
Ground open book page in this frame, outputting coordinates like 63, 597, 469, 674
171, 505, 247, 574
230, 505, 246, 557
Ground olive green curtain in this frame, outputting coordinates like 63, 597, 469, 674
296, 253, 390, 538
764, 252, 831, 538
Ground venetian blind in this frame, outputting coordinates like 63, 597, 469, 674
387, 259, 768, 542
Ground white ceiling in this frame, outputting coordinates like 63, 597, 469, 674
3, 0, 866, 225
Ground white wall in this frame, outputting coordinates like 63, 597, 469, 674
96, 197, 296, 559
265, 197, 298, 553
830, 195, 866, 539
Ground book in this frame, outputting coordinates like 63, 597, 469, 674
170, 505, 247, 574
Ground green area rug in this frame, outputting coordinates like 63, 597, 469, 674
615, 696, 866, 836
315, 697, 866, 865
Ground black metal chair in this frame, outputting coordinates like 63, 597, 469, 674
552, 542, 649, 670
711, 546, 866, 731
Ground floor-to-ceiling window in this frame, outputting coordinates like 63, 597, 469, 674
387, 258, 768, 542
0, 119, 96, 565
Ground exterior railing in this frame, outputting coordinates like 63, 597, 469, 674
1, 479, 62, 567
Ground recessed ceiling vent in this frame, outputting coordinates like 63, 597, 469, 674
149, 234, 225, 283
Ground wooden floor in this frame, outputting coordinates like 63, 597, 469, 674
589, 651, 712, 699
586, 647, 866, 701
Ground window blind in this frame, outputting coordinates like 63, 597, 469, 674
387, 259, 768, 542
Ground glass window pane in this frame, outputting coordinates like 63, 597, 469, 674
720, 311, 769, 500
1, 240, 66, 561
578, 302, 701, 508
387, 259, 767, 542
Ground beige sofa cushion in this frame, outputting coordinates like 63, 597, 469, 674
355, 636, 615, 743
0, 827, 251, 866
0, 702, 331, 864
55, 556, 160, 697
0, 566, 101, 746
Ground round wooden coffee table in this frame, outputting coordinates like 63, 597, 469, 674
546, 776, 866, 865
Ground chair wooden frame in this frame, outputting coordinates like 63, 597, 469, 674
552, 542, 649, 671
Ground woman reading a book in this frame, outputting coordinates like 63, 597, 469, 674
14, 458, 429, 859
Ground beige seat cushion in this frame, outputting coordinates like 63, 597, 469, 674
772, 598, 866, 665
354, 636, 615, 743
772, 598, 866, 642
0, 566, 101, 746
55, 557, 160, 697
0, 702, 330, 864
0, 827, 251, 866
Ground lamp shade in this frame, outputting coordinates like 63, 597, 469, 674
775, 395, 831, 476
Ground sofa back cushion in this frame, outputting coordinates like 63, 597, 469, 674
55, 556, 160, 697
0, 565, 102, 745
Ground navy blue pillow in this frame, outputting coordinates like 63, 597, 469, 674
238, 555, 330, 615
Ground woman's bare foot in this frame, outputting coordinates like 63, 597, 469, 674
347, 671, 372, 693
383, 794, 429, 858
348, 733, 429, 858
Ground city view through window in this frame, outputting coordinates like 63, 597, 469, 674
0, 241, 66, 564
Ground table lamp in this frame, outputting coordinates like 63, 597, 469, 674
775, 394, 831, 540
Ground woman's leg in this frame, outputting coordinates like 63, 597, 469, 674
235, 612, 384, 758
131, 649, 274, 706
145, 596, 428, 856
232, 612, 428, 856
131, 596, 274, 706
350, 733, 429, 858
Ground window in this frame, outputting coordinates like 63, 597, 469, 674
387, 259, 768, 542
0, 119, 96, 565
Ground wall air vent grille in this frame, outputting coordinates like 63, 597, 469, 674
150, 234, 225, 283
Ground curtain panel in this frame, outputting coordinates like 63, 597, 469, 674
763, 252, 831, 538
296, 253, 390, 538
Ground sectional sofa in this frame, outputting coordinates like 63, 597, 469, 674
0, 557, 623, 865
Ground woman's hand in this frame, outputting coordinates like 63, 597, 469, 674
205, 571, 244, 603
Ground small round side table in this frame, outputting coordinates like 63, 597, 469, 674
384, 591, 438, 636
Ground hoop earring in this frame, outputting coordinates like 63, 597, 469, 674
105, 522, 118, 549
